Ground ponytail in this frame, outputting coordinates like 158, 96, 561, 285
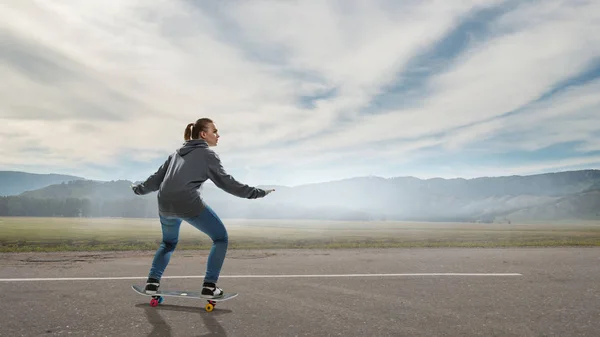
184, 123, 194, 141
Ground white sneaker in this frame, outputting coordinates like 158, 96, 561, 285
201, 283, 224, 298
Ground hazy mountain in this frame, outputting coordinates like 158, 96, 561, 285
2, 169, 599, 222
503, 188, 600, 222
244, 170, 600, 222
0, 171, 84, 196
19, 179, 141, 199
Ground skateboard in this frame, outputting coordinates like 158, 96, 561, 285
131, 285, 238, 312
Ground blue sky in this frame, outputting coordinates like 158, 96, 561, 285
1, 0, 599, 186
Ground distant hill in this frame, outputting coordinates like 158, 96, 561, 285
1, 169, 599, 222
19, 179, 138, 199
0, 171, 84, 196
502, 188, 600, 222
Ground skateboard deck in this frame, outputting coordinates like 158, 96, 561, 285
132, 285, 238, 312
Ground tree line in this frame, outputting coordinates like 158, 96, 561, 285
0, 195, 495, 222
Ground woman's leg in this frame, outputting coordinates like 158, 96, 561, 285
148, 214, 182, 281
184, 205, 228, 284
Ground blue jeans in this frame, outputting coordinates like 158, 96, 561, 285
148, 205, 228, 284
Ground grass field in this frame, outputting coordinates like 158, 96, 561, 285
1, 216, 600, 252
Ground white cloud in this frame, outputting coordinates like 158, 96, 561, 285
441, 77, 600, 152
313, 0, 600, 146
0, 0, 599, 185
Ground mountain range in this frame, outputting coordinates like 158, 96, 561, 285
1, 169, 599, 222
0, 171, 84, 196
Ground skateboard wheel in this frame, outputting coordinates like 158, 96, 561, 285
205, 303, 214, 312
150, 298, 159, 307
158, 296, 164, 304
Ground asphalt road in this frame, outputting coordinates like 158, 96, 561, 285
0, 247, 598, 336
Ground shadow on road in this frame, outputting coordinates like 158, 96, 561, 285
135, 303, 231, 336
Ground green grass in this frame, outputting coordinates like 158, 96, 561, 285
1, 217, 599, 252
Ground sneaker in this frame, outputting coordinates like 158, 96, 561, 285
144, 277, 160, 294
201, 282, 224, 298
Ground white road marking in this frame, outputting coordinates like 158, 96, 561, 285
0, 273, 522, 282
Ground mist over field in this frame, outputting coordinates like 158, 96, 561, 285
1, 169, 600, 224
2, 215, 599, 252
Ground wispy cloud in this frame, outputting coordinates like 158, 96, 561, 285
1, 0, 599, 185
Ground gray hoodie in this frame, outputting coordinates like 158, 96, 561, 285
132, 139, 267, 217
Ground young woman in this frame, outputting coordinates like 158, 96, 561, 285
131, 118, 275, 298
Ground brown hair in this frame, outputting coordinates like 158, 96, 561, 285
184, 118, 213, 141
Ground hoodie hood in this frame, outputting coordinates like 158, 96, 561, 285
177, 139, 208, 156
